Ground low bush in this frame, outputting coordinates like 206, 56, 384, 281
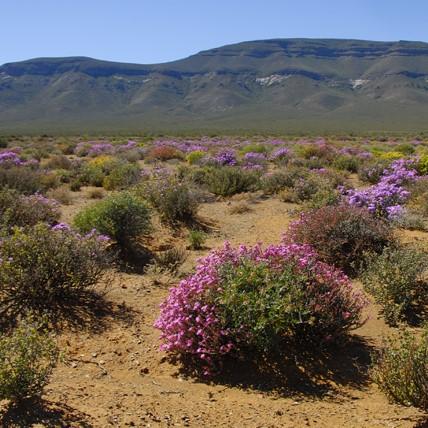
285, 204, 394, 274
188, 230, 206, 250
0, 167, 46, 194
153, 247, 187, 273
155, 242, 367, 375
186, 150, 206, 165
147, 146, 184, 161
241, 144, 267, 154
102, 162, 141, 190
362, 246, 428, 325
358, 161, 388, 184
228, 201, 252, 214
47, 186, 73, 205
417, 154, 428, 175
141, 177, 199, 225
88, 188, 105, 199
408, 177, 428, 218
392, 210, 427, 231
303, 187, 341, 210
205, 167, 259, 197
74, 191, 151, 249
260, 171, 293, 195
0, 223, 111, 321
0, 189, 60, 231
44, 155, 72, 170
333, 155, 359, 173
372, 328, 428, 411
0, 319, 59, 402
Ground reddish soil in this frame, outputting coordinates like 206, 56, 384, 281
1, 191, 427, 427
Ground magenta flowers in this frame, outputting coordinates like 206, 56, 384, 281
155, 242, 367, 374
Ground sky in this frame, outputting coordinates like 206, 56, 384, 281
2, 0, 428, 65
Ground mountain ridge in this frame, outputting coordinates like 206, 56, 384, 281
1, 38, 428, 133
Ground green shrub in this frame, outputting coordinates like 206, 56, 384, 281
205, 167, 259, 197
417, 154, 428, 176
188, 230, 206, 250
333, 155, 359, 173
395, 143, 415, 155
260, 171, 292, 195
74, 191, 151, 248
362, 246, 428, 325
186, 150, 206, 165
0, 319, 59, 402
70, 179, 83, 192
372, 328, 428, 411
81, 164, 105, 187
102, 162, 141, 190
241, 144, 267, 154
0, 167, 46, 194
140, 177, 198, 225
304, 187, 341, 210
0, 224, 112, 321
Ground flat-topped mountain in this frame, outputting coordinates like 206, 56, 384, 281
1, 39, 428, 132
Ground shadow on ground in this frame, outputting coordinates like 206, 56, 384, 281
0, 290, 137, 334
0, 399, 93, 427
175, 336, 374, 398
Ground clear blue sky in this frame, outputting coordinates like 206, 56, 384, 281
2, 0, 428, 65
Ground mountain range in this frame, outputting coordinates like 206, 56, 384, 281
1, 38, 428, 133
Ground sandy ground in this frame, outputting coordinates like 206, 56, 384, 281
1, 191, 427, 427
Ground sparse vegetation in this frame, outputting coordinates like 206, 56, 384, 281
0, 319, 59, 403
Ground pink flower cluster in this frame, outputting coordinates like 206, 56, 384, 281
155, 242, 366, 374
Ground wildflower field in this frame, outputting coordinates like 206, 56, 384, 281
0, 133, 428, 427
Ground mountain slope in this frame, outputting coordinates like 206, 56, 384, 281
1, 38, 428, 133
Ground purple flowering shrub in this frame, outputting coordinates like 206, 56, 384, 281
242, 152, 267, 170
345, 159, 420, 219
0, 188, 60, 231
0, 151, 24, 167
285, 204, 394, 274
269, 147, 291, 164
155, 242, 367, 374
212, 149, 237, 166
0, 223, 112, 322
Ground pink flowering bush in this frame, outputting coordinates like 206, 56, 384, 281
155, 242, 367, 375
